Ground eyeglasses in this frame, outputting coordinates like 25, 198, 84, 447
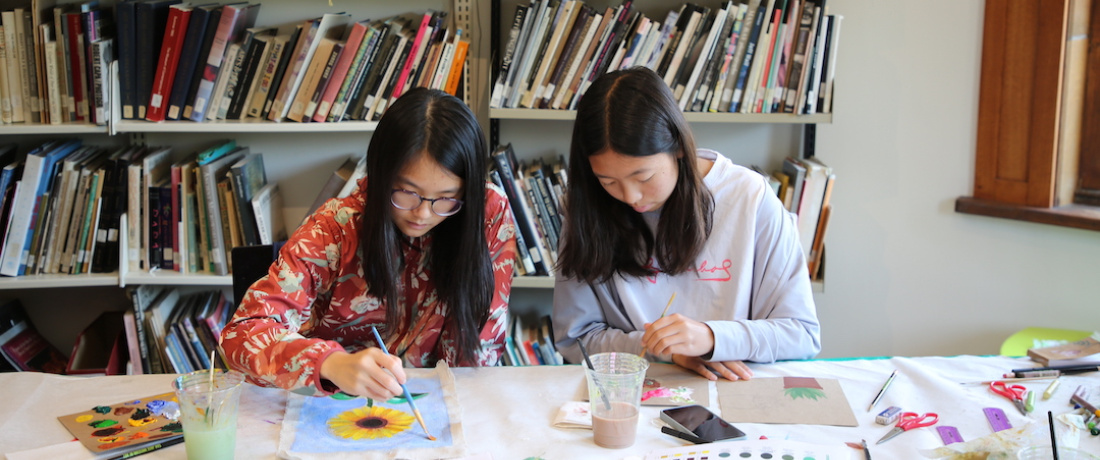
390, 189, 464, 217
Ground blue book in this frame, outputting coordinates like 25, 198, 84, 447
166, 3, 219, 120
0, 140, 82, 276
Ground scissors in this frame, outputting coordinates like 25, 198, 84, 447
875, 412, 938, 444
990, 381, 1028, 415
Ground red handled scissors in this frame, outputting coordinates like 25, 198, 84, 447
875, 412, 938, 444
990, 381, 1029, 415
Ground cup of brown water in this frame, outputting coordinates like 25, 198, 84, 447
584, 352, 649, 449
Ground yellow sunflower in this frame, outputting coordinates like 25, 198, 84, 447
328, 406, 415, 440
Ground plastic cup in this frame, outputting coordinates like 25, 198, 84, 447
173, 369, 245, 460
1017, 446, 1100, 460
585, 352, 649, 449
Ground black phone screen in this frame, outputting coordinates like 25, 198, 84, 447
663, 406, 746, 442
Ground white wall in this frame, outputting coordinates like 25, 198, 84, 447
813, 0, 1100, 358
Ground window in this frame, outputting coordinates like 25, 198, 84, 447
955, 0, 1100, 231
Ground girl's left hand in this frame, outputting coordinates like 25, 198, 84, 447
671, 354, 754, 381
641, 313, 715, 358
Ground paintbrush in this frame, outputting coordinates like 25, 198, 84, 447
370, 326, 436, 441
640, 293, 677, 357
577, 340, 612, 411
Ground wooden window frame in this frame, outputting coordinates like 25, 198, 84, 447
956, 0, 1100, 232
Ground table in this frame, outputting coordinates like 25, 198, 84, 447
2, 355, 1098, 459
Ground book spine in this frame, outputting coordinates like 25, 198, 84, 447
146, 6, 191, 122
189, 5, 243, 122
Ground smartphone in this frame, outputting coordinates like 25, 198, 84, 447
660, 405, 747, 443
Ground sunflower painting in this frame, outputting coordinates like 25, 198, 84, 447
286, 374, 455, 455
329, 406, 415, 440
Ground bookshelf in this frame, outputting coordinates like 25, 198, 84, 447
491, 0, 837, 303
0, 0, 835, 362
0, 0, 475, 356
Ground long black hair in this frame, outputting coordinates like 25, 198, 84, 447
360, 88, 492, 365
558, 67, 713, 283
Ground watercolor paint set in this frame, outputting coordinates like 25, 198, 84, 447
643, 439, 850, 460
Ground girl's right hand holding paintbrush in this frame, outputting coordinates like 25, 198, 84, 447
320, 348, 407, 400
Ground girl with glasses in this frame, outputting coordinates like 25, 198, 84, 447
222, 88, 517, 400
553, 67, 820, 382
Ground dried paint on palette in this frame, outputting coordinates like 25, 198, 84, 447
57, 391, 184, 455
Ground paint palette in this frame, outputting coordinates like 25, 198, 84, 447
57, 391, 184, 455
643, 439, 850, 460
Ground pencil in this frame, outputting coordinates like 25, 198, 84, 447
370, 326, 436, 441
867, 369, 898, 412
640, 293, 677, 357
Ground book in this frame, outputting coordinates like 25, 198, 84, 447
198, 149, 247, 276
307, 156, 357, 215
1027, 336, 1100, 367
0, 297, 68, 373
795, 156, 830, 260
167, 3, 219, 120
286, 36, 336, 122
489, 3, 528, 108
248, 30, 292, 119
145, 3, 192, 122
135, 0, 183, 120
268, 12, 350, 122
88, 38, 113, 126
181, 4, 224, 120
229, 153, 266, 247
251, 182, 286, 245
226, 27, 275, 120
443, 37, 469, 97
313, 20, 369, 122
0, 140, 82, 276
389, 10, 434, 102
189, 2, 259, 122
819, 14, 842, 113
491, 143, 550, 275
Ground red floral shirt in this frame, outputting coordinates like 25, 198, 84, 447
220, 180, 517, 395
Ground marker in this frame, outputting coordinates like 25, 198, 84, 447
107, 437, 184, 460
867, 369, 898, 412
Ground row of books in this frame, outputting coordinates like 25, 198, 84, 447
0, 2, 114, 126
0, 139, 288, 278
490, 0, 842, 115
490, 143, 567, 277
136, 3, 470, 124
0, 1, 472, 126
753, 155, 833, 280
121, 140, 288, 276
504, 314, 563, 366
126, 285, 232, 374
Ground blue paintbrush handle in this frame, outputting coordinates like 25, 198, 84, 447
369, 327, 420, 410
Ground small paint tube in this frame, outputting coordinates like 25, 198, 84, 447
876, 406, 902, 425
